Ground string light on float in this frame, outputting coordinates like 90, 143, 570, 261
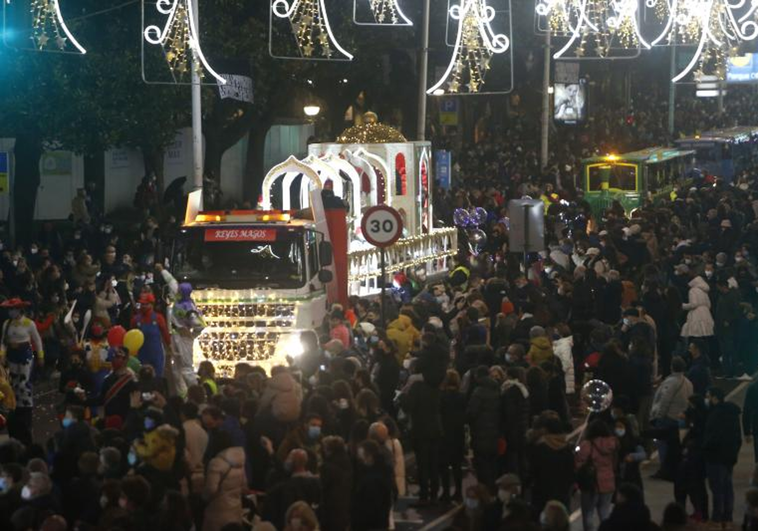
143, 0, 226, 84
353, 0, 413, 26
271, 0, 353, 60
427, 0, 510, 95
28, 0, 86, 53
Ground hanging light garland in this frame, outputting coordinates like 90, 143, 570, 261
29, 0, 86, 53
427, 0, 510, 95
535, 0, 647, 59
144, 0, 227, 84
365, 0, 413, 25
272, 0, 353, 60
648, 0, 758, 82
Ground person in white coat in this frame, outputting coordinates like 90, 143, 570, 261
202, 433, 247, 531
681, 276, 715, 343
552, 324, 575, 397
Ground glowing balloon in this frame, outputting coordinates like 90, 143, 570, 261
107, 326, 127, 347
467, 229, 488, 256
581, 379, 613, 413
472, 207, 488, 226
453, 208, 471, 227
123, 329, 145, 356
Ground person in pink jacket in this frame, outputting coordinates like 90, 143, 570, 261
575, 419, 619, 531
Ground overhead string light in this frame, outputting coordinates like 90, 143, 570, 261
144, 0, 227, 84
29, 0, 86, 53
535, 0, 647, 59
273, 0, 353, 60
427, 0, 510, 95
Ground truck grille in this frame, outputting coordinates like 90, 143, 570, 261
194, 302, 296, 329
197, 329, 285, 363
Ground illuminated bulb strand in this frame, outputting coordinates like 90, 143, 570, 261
29, 0, 86, 53
649, 0, 758, 82
144, 0, 227, 84
368, 0, 412, 25
427, 0, 510, 95
273, 0, 353, 60
536, 0, 647, 59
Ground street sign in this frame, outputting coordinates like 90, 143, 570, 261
0, 152, 9, 194
434, 150, 452, 189
361, 205, 403, 248
439, 98, 459, 126
508, 199, 545, 253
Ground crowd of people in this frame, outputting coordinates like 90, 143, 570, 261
4, 86, 758, 531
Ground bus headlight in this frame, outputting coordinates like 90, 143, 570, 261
275, 334, 305, 359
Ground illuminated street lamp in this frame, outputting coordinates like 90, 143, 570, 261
304, 105, 321, 117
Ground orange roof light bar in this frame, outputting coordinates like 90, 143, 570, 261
194, 210, 292, 224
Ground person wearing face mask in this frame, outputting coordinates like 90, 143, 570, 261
98, 349, 137, 427
50, 405, 96, 485
14, 471, 60, 520
276, 414, 324, 473
130, 292, 171, 377
614, 417, 647, 496
58, 348, 93, 408
370, 335, 400, 415
0, 298, 44, 445
451, 484, 490, 531
115, 475, 152, 529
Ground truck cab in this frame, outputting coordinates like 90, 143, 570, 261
174, 209, 332, 375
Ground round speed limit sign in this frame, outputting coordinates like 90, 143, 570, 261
361, 205, 403, 248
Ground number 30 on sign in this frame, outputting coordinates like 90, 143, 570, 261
361, 205, 403, 248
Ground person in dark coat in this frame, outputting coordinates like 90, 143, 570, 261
350, 440, 393, 531
501, 366, 530, 478
686, 340, 712, 397
400, 367, 443, 504
319, 436, 353, 531
50, 405, 97, 487
371, 335, 400, 415
596, 341, 632, 403
614, 417, 646, 497
466, 365, 501, 491
263, 449, 322, 531
526, 366, 549, 420
439, 369, 466, 502
527, 414, 575, 514
703, 386, 742, 527
715, 277, 742, 377
743, 378, 758, 461
598, 483, 659, 531
675, 395, 709, 522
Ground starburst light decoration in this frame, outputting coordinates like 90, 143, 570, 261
29, 0, 86, 53
143, 0, 226, 84
354, 0, 413, 25
427, 0, 510, 95
272, 0, 353, 60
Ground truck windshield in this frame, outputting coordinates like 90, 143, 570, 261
174, 226, 307, 289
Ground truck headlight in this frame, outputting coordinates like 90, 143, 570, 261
276, 334, 305, 359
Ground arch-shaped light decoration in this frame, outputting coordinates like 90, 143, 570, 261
272, 0, 353, 60
144, 0, 226, 84
354, 0, 413, 26
28, 0, 86, 53
427, 0, 510, 95
535, 0, 646, 59
261, 155, 323, 210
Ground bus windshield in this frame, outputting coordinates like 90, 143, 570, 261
587, 163, 637, 191
174, 226, 307, 289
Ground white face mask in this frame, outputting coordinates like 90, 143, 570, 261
403, 359, 412, 370
338, 398, 349, 410
21, 485, 32, 500
498, 489, 510, 503
100, 495, 108, 508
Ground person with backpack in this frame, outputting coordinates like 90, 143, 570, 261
575, 419, 619, 531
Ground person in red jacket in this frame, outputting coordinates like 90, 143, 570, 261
130, 293, 170, 377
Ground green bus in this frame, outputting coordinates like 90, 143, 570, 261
581, 147, 695, 215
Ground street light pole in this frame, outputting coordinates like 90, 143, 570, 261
190, 0, 203, 191
417, 0, 431, 141
540, 31, 551, 169
668, 45, 676, 137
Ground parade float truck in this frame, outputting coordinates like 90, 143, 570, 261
176, 117, 458, 375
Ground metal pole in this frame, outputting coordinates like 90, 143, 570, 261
717, 81, 725, 116
380, 248, 386, 328
540, 31, 551, 169
523, 204, 530, 275
191, 0, 203, 190
416, 0, 431, 141
668, 46, 676, 138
